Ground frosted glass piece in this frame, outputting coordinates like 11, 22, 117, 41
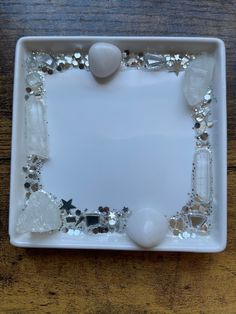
16, 190, 61, 233
25, 96, 49, 158
183, 54, 215, 107
193, 148, 212, 203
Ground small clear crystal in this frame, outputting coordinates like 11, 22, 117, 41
26, 72, 42, 88
74, 52, 81, 60
35, 53, 55, 67
144, 53, 166, 69
188, 213, 206, 228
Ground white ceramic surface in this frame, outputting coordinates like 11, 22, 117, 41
9, 36, 227, 252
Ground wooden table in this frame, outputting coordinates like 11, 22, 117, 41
0, 1, 235, 313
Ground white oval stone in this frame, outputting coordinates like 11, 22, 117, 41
126, 208, 168, 248
183, 53, 215, 107
88, 42, 122, 78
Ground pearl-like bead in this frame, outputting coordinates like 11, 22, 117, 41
126, 208, 168, 248
88, 42, 122, 78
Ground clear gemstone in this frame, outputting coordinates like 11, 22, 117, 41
74, 52, 81, 60
26, 57, 39, 71
126, 57, 139, 67
26, 72, 42, 88
64, 56, 73, 64
35, 53, 55, 67
188, 213, 206, 228
144, 53, 166, 69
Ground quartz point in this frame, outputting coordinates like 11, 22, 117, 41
193, 148, 212, 203
25, 96, 49, 159
16, 190, 61, 233
144, 53, 166, 69
183, 53, 215, 107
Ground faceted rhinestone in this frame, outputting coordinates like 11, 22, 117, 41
26, 72, 42, 88
188, 213, 207, 229
143, 53, 166, 69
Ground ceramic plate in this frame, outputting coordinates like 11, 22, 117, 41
9, 36, 227, 251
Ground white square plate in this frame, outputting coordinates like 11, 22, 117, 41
9, 36, 227, 251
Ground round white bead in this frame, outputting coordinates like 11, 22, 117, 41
88, 42, 122, 78
126, 208, 168, 248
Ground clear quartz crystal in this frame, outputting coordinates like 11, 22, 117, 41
183, 53, 215, 107
193, 148, 212, 203
16, 190, 61, 233
25, 96, 49, 159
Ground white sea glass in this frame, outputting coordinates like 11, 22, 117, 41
25, 96, 49, 158
16, 190, 61, 233
193, 148, 212, 203
183, 53, 215, 107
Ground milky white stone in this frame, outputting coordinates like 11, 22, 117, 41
25, 96, 49, 159
16, 190, 61, 233
193, 148, 212, 203
88, 42, 122, 78
126, 208, 168, 248
183, 54, 215, 107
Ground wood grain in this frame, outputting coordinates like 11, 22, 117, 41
0, 1, 236, 313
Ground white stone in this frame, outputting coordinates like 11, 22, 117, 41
25, 96, 49, 159
183, 54, 215, 107
126, 208, 168, 248
16, 190, 61, 233
193, 148, 212, 203
88, 42, 122, 78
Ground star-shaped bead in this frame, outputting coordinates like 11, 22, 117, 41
168, 62, 183, 76
60, 199, 76, 214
